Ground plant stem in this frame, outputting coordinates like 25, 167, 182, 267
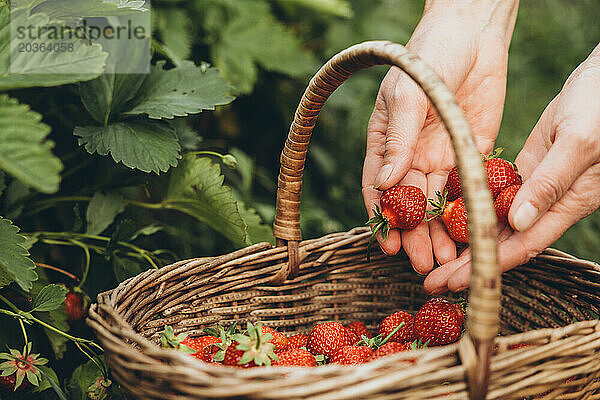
35, 263, 79, 282
19, 319, 28, 352
70, 239, 91, 289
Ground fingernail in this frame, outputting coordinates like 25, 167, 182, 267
374, 164, 393, 189
512, 201, 538, 232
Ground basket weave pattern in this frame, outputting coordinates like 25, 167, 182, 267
88, 41, 600, 399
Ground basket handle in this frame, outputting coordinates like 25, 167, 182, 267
273, 41, 500, 399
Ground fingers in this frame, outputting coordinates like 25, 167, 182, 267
509, 132, 597, 233
372, 72, 428, 191
399, 170, 432, 274
427, 171, 457, 265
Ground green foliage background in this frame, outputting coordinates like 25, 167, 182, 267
0, 0, 599, 397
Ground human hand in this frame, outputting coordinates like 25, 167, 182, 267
424, 43, 600, 293
363, 0, 519, 273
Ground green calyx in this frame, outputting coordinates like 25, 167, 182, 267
210, 323, 238, 362
357, 321, 405, 349
159, 325, 196, 354
232, 322, 278, 366
425, 190, 448, 222
483, 147, 503, 161
0, 342, 48, 390
366, 205, 390, 262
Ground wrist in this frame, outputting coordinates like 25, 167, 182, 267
423, 0, 518, 41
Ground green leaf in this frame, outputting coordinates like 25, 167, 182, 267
171, 119, 202, 151
112, 255, 142, 282
74, 120, 181, 173
124, 61, 234, 119
213, 11, 317, 93
69, 357, 122, 400
30, 0, 147, 19
238, 202, 273, 245
0, 8, 107, 90
31, 284, 67, 312
129, 224, 162, 240
80, 74, 146, 125
0, 217, 37, 291
86, 192, 126, 235
0, 95, 63, 193
276, 0, 353, 17
165, 156, 246, 245
158, 8, 192, 60
37, 307, 69, 359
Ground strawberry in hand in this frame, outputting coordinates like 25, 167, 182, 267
367, 184, 427, 260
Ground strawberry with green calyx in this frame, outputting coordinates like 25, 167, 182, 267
65, 287, 90, 322
86, 375, 112, 400
427, 191, 469, 243
223, 322, 278, 367
484, 148, 521, 199
367, 185, 427, 261
0, 342, 48, 391
358, 321, 406, 349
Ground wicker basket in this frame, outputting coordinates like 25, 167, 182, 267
88, 41, 600, 400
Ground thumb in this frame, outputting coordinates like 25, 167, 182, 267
509, 135, 594, 232
373, 77, 427, 190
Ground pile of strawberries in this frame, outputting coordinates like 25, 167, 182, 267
160, 297, 464, 368
368, 148, 521, 247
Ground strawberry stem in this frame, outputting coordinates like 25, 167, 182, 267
483, 147, 503, 161
425, 190, 447, 222
380, 321, 405, 346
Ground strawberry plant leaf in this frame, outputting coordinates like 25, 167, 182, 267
0, 8, 107, 90
124, 61, 234, 119
212, 9, 317, 94
0, 217, 37, 291
165, 156, 246, 246
31, 284, 67, 312
74, 120, 181, 173
36, 307, 69, 359
237, 201, 273, 245
0, 95, 63, 193
80, 74, 146, 125
86, 192, 126, 235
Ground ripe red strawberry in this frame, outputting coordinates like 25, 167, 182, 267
346, 328, 360, 345
287, 334, 308, 349
367, 185, 427, 259
486, 158, 521, 199
330, 345, 373, 365
444, 167, 462, 202
367, 341, 412, 361
306, 322, 354, 358
262, 326, 288, 353
222, 322, 278, 367
495, 184, 521, 224
181, 336, 221, 362
414, 298, 463, 346
378, 311, 415, 343
346, 321, 372, 340
272, 348, 316, 367
65, 291, 88, 322
428, 192, 469, 243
